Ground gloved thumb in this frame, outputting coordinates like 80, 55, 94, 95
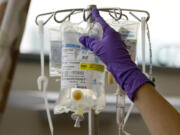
79, 36, 98, 51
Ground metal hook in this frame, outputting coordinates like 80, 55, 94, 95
114, 9, 121, 19
109, 8, 122, 21
121, 14, 128, 20
35, 12, 54, 25
68, 15, 71, 21
83, 8, 93, 22
129, 12, 141, 22
83, 8, 87, 22
54, 9, 76, 23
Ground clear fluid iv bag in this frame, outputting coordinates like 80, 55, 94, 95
54, 21, 106, 119
48, 28, 62, 77
108, 20, 139, 62
108, 19, 139, 135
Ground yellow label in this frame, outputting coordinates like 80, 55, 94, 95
80, 63, 105, 72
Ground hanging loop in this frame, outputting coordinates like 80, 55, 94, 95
83, 8, 93, 22
54, 9, 76, 23
121, 14, 128, 20
35, 12, 54, 25
109, 8, 122, 21
83, 8, 87, 22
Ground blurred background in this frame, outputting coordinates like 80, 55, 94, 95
0, 0, 180, 135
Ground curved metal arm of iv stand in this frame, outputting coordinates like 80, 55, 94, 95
35, 8, 150, 26
35, 12, 54, 25
109, 10, 122, 21
54, 9, 77, 23
54, 8, 124, 23
83, 8, 128, 22
83, 8, 122, 22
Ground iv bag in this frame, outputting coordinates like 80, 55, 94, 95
108, 20, 139, 61
107, 20, 139, 135
106, 20, 139, 91
54, 21, 106, 116
48, 28, 62, 77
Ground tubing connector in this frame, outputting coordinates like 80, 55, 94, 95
71, 113, 84, 128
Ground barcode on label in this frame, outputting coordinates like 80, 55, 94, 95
62, 71, 84, 77
77, 86, 87, 89
62, 78, 85, 80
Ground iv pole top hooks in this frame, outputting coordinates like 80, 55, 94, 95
35, 7, 150, 26
83, 7, 125, 22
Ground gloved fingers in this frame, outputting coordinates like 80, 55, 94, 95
79, 36, 98, 51
92, 8, 112, 36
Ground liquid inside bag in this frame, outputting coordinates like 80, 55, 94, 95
48, 28, 62, 77
54, 22, 106, 115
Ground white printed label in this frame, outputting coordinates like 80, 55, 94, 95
61, 31, 104, 90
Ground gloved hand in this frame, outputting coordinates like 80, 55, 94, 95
79, 8, 154, 101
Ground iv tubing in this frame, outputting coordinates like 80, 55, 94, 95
38, 21, 44, 76
146, 23, 153, 80
38, 21, 54, 135
116, 85, 130, 135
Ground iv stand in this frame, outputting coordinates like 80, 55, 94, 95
87, 5, 99, 135
35, 5, 151, 135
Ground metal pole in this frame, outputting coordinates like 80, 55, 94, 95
88, 110, 97, 135
141, 17, 146, 74
87, 5, 99, 135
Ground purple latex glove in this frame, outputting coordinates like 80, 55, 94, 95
79, 8, 153, 101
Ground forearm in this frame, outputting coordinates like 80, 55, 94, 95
134, 83, 180, 135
